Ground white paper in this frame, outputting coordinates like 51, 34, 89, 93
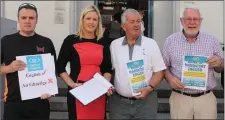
181, 55, 208, 90
54, 10, 65, 24
69, 73, 113, 105
16, 53, 58, 100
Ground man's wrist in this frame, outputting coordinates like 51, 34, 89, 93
1, 65, 13, 74
147, 84, 155, 92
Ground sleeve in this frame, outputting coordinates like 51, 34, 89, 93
151, 41, 166, 72
100, 38, 112, 74
162, 38, 172, 69
56, 35, 72, 75
109, 41, 115, 70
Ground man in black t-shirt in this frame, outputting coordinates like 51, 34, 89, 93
1, 3, 56, 120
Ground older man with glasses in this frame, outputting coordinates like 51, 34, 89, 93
163, 7, 224, 119
1, 3, 56, 120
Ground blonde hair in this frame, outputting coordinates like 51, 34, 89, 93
76, 5, 103, 40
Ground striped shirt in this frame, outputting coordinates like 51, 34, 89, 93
163, 31, 224, 93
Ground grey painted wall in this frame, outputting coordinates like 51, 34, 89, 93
0, 17, 18, 119
152, 1, 174, 51
75, 1, 94, 32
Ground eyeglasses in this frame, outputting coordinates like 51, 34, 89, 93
182, 18, 202, 23
18, 3, 37, 12
19, 3, 36, 8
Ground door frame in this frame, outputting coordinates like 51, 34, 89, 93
94, 0, 154, 38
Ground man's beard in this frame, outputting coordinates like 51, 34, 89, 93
184, 27, 199, 37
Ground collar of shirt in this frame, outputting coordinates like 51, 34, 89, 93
122, 35, 142, 46
181, 29, 200, 42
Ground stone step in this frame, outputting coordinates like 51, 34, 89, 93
50, 112, 68, 120
57, 87, 224, 98
56, 77, 224, 98
49, 97, 224, 113
56, 73, 223, 90
49, 112, 224, 120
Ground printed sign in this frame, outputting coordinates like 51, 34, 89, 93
126, 59, 148, 96
17, 53, 58, 100
181, 55, 208, 90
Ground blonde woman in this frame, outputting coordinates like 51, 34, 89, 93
56, 5, 113, 120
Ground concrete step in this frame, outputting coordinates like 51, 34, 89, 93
50, 111, 68, 120
56, 73, 223, 90
57, 87, 224, 98
50, 112, 224, 120
56, 77, 224, 98
49, 97, 224, 113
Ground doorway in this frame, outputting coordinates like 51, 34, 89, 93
96, 0, 153, 37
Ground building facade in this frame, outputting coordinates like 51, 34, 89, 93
0, 1, 224, 119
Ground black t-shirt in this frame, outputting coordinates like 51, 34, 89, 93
1, 32, 56, 102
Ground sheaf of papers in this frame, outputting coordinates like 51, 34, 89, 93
69, 73, 113, 105
126, 59, 148, 96
16, 53, 58, 100
181, 55, 208, 90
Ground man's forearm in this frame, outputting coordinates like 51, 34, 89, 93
164, 69, 174, 82
149, 71, 164, 87
0, 65, 12, 75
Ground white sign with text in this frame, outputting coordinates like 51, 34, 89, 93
16, 53, 58, 100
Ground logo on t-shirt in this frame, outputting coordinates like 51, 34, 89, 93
36, 46, 45, 52
26, 55, 43, 71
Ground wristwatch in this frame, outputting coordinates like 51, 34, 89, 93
148, 84, 155, 91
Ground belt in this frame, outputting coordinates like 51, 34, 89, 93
172, 89, 211, 97
115, 92, 137, 100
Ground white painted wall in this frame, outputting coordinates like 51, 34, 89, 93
3, 1, 222, 52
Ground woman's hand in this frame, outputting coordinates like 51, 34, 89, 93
103, 73, 111, 81
69, 82, 83, 88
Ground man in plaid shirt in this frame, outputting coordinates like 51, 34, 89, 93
163, 7, 224, 119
